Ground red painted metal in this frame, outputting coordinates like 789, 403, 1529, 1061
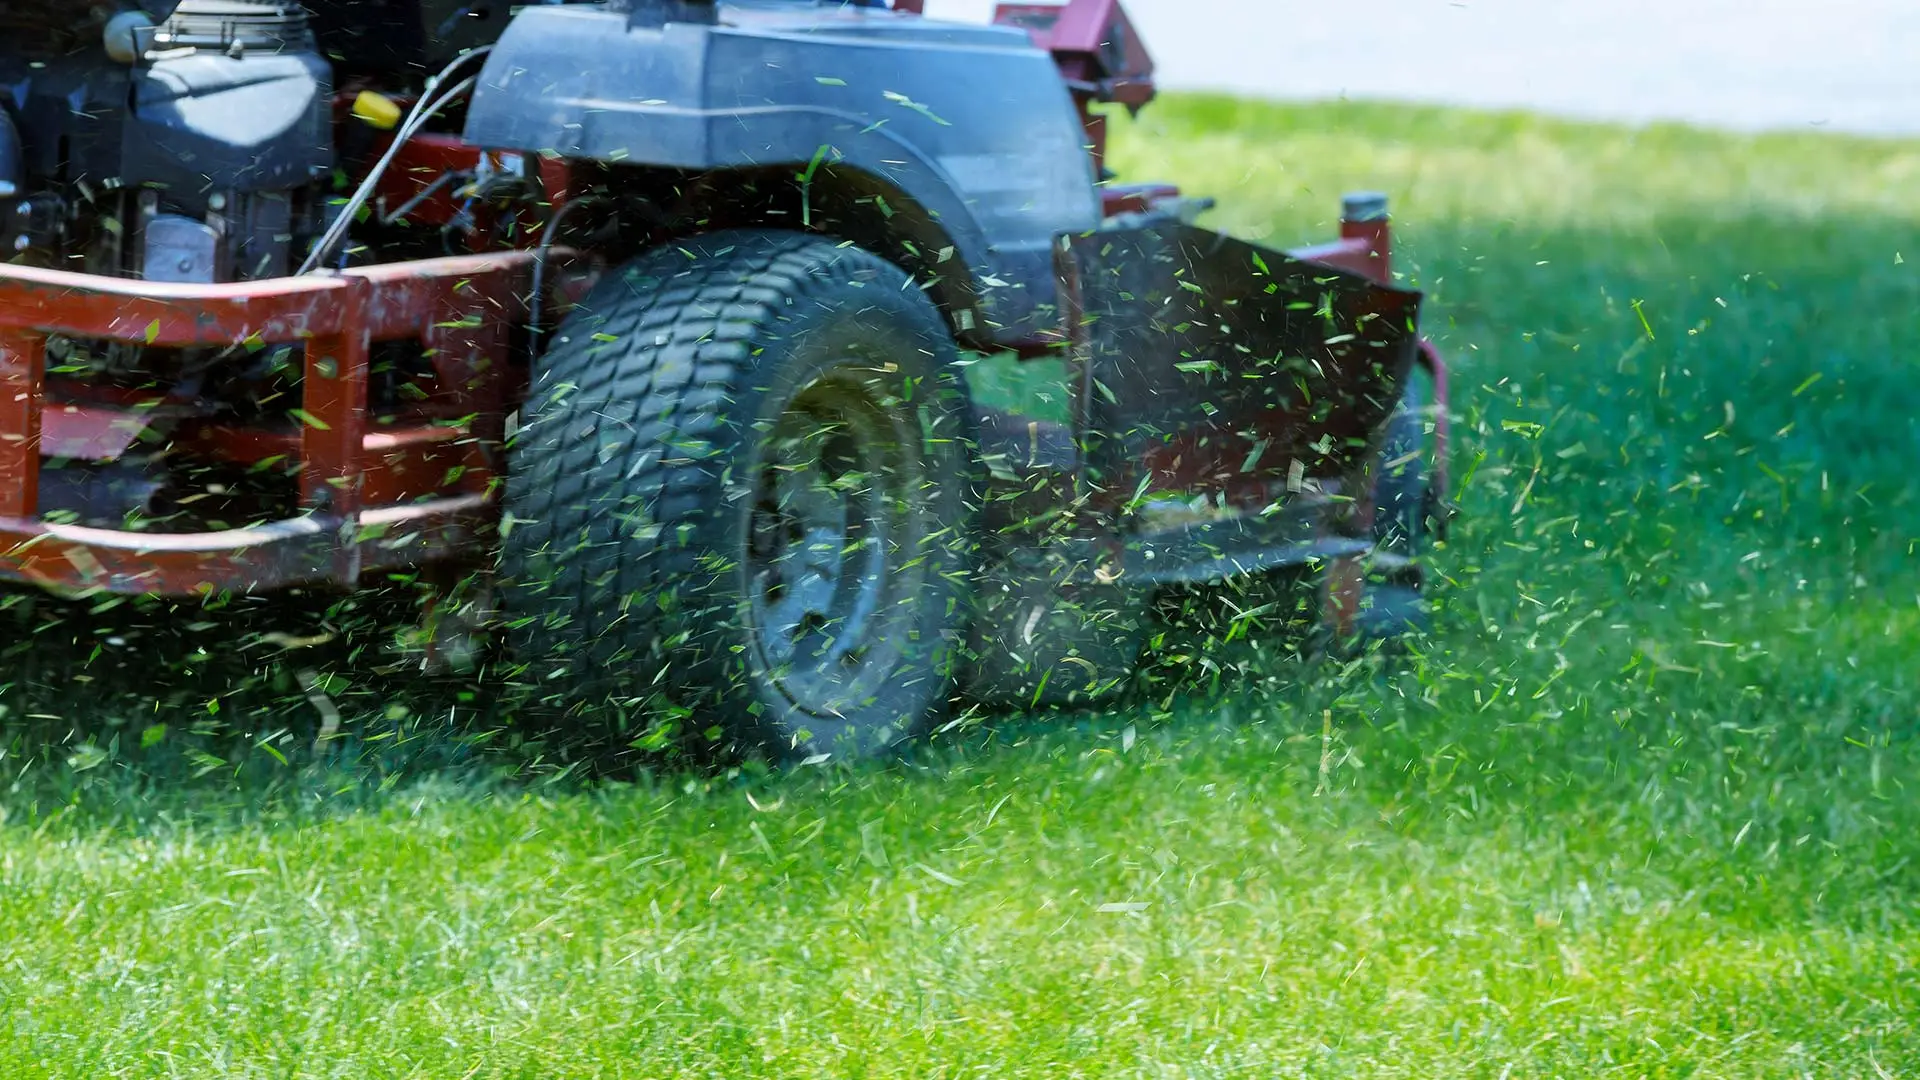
0, 496, 486, 597
330, 96, 568, 242
1290, 228, 1390, 283
0, 329, 45, 520
1298, 201, 1453, 520
0, 250, 549, 596
174, 422, 487, 508
39, 405, 149, 461
1317, 204, 1397, 628
363, 131, 551, 247
0, 265, 344, 347
537, 157, 575, 211
996, 0, 1155, 105
997, 0, 1156, 176
1292, 203, 1450, 526
304, 288, 371, 582
1289, 194, 1393, 284
1342, 213, 1392, 282
371, 131, 486, 231
1288, 205, 1448, 624
1080, 105, 1110, 176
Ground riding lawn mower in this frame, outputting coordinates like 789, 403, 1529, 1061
0, 0, 1451, 757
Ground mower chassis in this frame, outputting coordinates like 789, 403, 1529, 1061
0, 250, 541, 596
0, 205, 1448, 610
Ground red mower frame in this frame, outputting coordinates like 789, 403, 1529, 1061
0, 250, 538, 595
0, 0, 1450, 613
0, 210, 1447, 607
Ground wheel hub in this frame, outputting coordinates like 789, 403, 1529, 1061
746, 374, 921, 717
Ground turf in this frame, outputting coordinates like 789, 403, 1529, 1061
2, 97, 1918, 1077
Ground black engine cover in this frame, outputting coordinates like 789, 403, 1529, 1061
124, 49, 333, 201
0, 1, 331, 214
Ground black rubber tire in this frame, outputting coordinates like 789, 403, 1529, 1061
1372, 376, 1430, 555
1356, 374, 1439, 644
501, 230, 977, 759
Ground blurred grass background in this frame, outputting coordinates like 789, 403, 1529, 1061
0, 96, 1917, 1076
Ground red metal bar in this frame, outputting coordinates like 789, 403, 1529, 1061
358, 428, 488, 505
300, 279, 371, 584
341, 250, 541, 336
435, 272, 512, 480
0, 252, 543, 345
40, 405, 149, 462
0, 249, 549, 595
300, 278, 369, 518
1291, 193, 1393, 285
0, 329, 44, 519
355, 253, 528, 496
0, 264, 347, 346
1289, 236, 1378, 281
175, 422, 486, 506
0, 495, 486, 596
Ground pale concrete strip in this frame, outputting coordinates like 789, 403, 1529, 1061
923, 0, 1920, 136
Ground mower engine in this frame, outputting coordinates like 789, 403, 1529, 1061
0, 1, 343, 525
0, 1, 334, 285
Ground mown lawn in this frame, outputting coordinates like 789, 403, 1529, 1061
1, 97, 1917, 1077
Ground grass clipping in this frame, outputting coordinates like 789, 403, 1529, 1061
0, 96, 1916, 1076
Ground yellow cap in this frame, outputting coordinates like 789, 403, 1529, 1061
351, 90, 403, 131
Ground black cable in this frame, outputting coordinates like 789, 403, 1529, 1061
528, 195, 605, 343
298, 47, 493, 275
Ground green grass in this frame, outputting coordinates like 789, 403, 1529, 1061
3, 96, 1919, 1076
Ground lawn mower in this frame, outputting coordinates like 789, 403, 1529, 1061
0, 0, 1451, 757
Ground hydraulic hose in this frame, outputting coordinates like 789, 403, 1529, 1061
298, 46, 492, 275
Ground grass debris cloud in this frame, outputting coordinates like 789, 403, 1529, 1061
0, 96, 1916, 1076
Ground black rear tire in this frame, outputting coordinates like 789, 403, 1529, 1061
1372, 376, 1432, 556
502, 230, 977, 759
1357, 374, 1439, 643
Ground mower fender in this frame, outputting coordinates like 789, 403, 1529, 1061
465, 3, 1100, 343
